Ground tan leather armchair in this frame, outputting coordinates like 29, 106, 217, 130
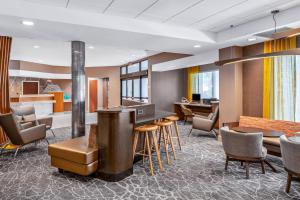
12, 106, 55, 137
0, 113, 47, 157
180, 104, 194, 125
189, 106, 219, 138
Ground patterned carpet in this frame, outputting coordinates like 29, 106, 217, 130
0, 124, 299, 200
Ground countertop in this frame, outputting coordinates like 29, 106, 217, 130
136, 110, 176, 124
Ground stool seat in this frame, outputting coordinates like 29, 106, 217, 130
155, 120, 173, 126
135, 124, 158, 132
165, 116, 179, 121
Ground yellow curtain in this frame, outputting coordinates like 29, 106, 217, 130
263, 36, 297, 118
187, 66, 200, 101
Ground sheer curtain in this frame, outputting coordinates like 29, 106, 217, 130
273, 55, 300, 122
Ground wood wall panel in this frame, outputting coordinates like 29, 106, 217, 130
0, 36, 12, 144
49, 92, 64, 112
89, 80, 98, 112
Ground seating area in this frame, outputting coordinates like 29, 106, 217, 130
1, 1, 300, 199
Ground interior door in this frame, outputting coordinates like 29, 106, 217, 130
89, 79, 98, 112
103, 78, 109, 109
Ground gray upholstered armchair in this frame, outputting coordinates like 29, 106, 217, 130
280, 135, 300, 193
220, 127, 277, 179
189, 106, 219, 138
12, 106, 55, 137
0, 113, 48, 157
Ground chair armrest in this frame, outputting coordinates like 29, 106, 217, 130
21, 122, 35, 129
20, 124, 46, 144
37, 117, 53, 127
192, 117, 213, 132
222, 122, 239, 129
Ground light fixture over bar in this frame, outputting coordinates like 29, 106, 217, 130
271, 27, 300, 39
215, 48, 300, 66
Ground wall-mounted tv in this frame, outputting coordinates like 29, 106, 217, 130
22, 81, 39, 95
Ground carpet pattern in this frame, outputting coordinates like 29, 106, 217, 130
0, 124, 299, 200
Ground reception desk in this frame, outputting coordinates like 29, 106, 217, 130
10, 94, 55, 116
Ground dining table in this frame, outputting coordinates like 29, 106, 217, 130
231, 126, 284, 137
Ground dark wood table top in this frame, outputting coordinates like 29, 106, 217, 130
136, 110, 176, 125
231, 126, 284, 138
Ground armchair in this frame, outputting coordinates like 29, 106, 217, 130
188, 106, 219, 138
220, 127, 276, 179
12, 106, 55, 137
180, 104, 194, 125
0, 113, 47, 157
280, 135, 300, 193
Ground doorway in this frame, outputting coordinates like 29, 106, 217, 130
88, 78, 109, 112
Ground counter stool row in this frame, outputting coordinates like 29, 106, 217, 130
132, 115, 181, 176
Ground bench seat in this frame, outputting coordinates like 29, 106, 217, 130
48, 136, 98, 176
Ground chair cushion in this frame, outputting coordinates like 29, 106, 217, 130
48, 136, 98, 165
262, 147, 267, 158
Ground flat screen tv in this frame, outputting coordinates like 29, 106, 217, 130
192, 93, 201, 101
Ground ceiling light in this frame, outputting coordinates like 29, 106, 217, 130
88, 46, 94, 49
21, 20, 34, 26
38, 59, 44, 63
248, 37, 257, 42
33, 45, 40, 49
193, 44, 201, 48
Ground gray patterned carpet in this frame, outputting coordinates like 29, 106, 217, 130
0, 124, 299, 200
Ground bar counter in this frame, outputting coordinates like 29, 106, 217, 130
96, 107, 175, 181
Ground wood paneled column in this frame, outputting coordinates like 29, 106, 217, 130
71, 41, 86, 138
0, 36, 12, 144
219, 46, 243, 126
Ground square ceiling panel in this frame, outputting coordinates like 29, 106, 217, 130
137, 0, 203, 22
104, 0, 158, 18
24, 0, 68, 8
67, 0, 113, 13
167, 0, 247, 26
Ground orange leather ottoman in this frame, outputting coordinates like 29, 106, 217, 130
48, 136, 98, 176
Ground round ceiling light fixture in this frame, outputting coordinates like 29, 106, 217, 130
193, 44, 201, 48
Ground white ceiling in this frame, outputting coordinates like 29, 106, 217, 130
1, 0, 300, 67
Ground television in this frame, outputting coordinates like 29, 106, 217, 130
192, 93, 201, 102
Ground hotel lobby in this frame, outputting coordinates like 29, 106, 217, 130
0, 0, 300, 199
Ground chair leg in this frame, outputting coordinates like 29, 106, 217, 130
174, 121, 182, 150
132, 132, 139, 160
14, 147, 20, 158
166, 126, 176, 160
286, 173, 292, 193
188, 129, 193, 137
0, 143, 9, 156
225, 156, 229, 170
45, 138, 49, 145
241, 161, 243, 167
162, 127, 170, 165
50, 129, 56, 137
151, 130, 163, 171
145, 132, 154, 176
260, 161, 265, 174
142, 133, 147, 164
245, 162, 250, 179
264, 160, 277, 172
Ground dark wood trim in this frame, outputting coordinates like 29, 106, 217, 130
120, 70, 148, 79
96, 168, 133, 182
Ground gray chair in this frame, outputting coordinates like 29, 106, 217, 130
220, 127, 277, 179
12, 106, 55, 138
280, 135, 300, 193
189, 106, 219, 138
0, 113, 47, 157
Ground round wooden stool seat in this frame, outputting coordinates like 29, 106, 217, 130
135, 124, 158, 132
164, 116, 179, 121
155, 120, 173, 127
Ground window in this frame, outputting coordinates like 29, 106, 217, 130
141, 77, 148, 98
133, 78, 140, 99
121, 67, 127, 75
192, 70, 219, 99
141, 60, 148, 71
127, 63, 139, 73
127, 79, 132, 97
271, 55, 300, 122
121, 80, 126, 97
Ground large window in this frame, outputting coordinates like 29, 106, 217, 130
121, 60, 149, 102
192, 70, 219, 99
270, 55, 300, 122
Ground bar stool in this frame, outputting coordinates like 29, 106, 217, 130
164, 116, 182, 150
133, 124, 163, 176
155, 120, 176, 165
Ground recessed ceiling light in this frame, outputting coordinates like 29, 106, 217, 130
33, 45, 40, 49
193, 44, 201, 48
21, 20, 34, 26
248, 37, 257, 42
88, 46, 94, 49
38, 59, 43, 63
